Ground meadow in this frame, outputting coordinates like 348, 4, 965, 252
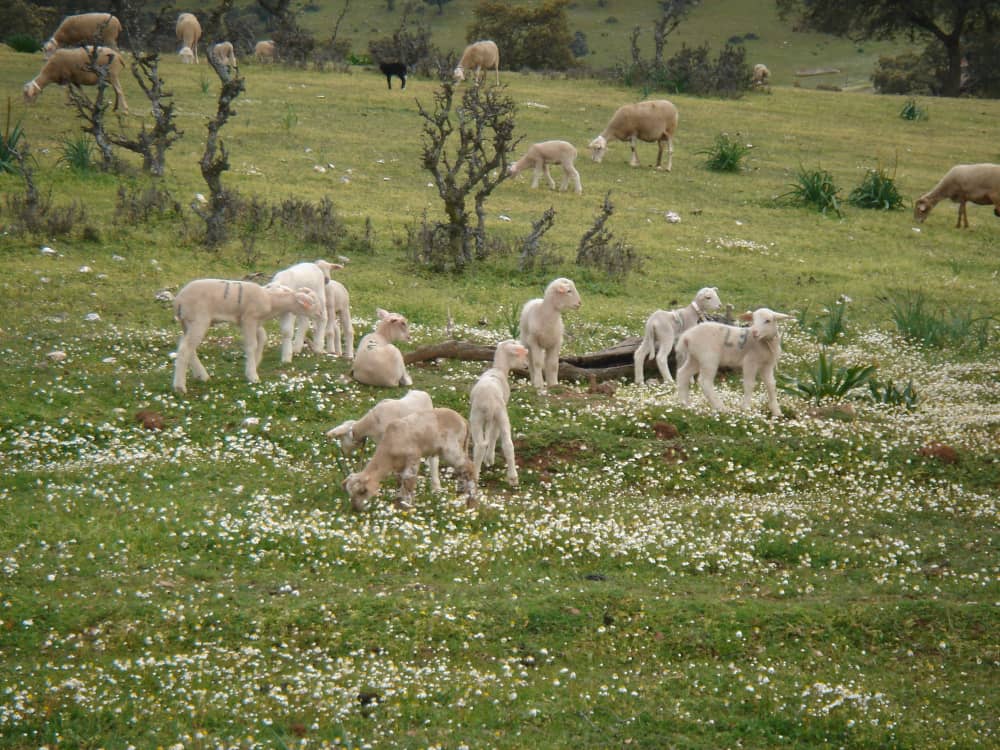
1, 33, 998, 750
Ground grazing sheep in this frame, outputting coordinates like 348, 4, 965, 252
752, 63, 770, 88
271, 260, 336, 363
324, 278, 354, 359
172, 279, 321, 393
469, 340, 529, 487
43, 13, 121, 58
509, 140, 582, 195
634, 287, 723, 385
343, 408, 476, 511
210, 41, 237, 68
254, 40, 276, 63
351, 308, 413, 387
519, 277, 582, 392
453, 40, 500, 85
675, 308, 792, 417
913, 163, 1000, 228
588, 99, 679, 171
176, 12, 202, 64
379, 62, 407, 90
23, 46, 128, 114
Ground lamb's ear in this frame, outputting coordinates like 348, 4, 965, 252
327, 420, 355, 440
376, 308, 389, 320
773, 312, 793, 321
295, 291, 315, 310
738, 311, 754, 323
557, 280, 573, 294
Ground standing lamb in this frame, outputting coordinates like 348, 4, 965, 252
509, 140, 582, 195
469, 339, 529, 487
43, 13, 121, 57
324, 278, 354, 359
379, 62, 407, 90
23, 46, 128, 114
913, 163, 1000, 228
210, 41, 237, 68
176, 12, 202, 64
271, 260, 337, 363
588, 99, 679, 171
254, 40, 276, 63
351, 308, 413, 387
453, 40, 500, 85
519, 277, 582, 392
752, 63, 770, 88
634, 287, 723, 385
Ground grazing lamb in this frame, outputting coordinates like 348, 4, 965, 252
172, 279, 321, 393
23, 46, 128, 114
271, 260, 336, 363
675, 308, 792, 417
254, 40, 276, 63
324, 278, 354, 359
588, 99, 679, 171
469, 339, 529, 487
509, 140, 582, 195
453, 40, 500, 85
379, 62, 407, 90
519, 277, 582, 392
43, 13, 121, 58
343, 408, 476, 511
913, 163, 1000, 228
351, 308, 412, 387
752, 63, 770, 88
634, 287, 723, 385
176, 13, 202, 64
210, 41, 237, 68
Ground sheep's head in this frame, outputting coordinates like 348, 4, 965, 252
695, 287, 723, 312
344, 472, 380, 511
23, 80, 42, 104
376, 308, 410, 342
913, 198, 933, 223
294, 287, 322, 317
42, 40, 57, 58
546, 278, 582, 311
179, 46, 195, 63
746, 308, 792, 342
452, 66, 465, 82
588, 135, 608, 163
495, 339, 529, 370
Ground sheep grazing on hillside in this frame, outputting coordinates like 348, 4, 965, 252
913, 163, 1000, 228
351, 308, 413, 387
324, 278, 354, 359
172, 279, 321, 393
210, 41, 237, 68
509, 140, 582, 195
469, 339, 529, 487
271, 260, 339, 363
634, 287, 723, 386
453, 40, 500, 85
589, 99, 679, 171
176, 12, 202, 64
23, 46, 128, 114
519, 277, 582, 392
379, 62, 407, 90
254, 40, 276, 63
675, 308, 792, 417
43, 13, 121, 58
752, 63, 770, 88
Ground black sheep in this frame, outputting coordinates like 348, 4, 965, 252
379, 62, 407, 90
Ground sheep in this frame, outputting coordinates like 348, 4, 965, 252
508, 140, 582, 195
913, 163, 1000, 228
634, 287, 723, 386
351, 308, 413, 387
453, 40, 500, 85
588, 99, 679, 171
210, 41, 237, 68
254, 40, 276, 63
469, 339, 529, 487
324, 278, 354, 359
519, 277, 582, 392
23, 46, 128, 114
675, 308, 792, 417
43, 13, 121, 58
271, 260, 336, 363
379, 62, 406, 90
752, 63, 770, 88
342, 408, 476, 511
176, 13, 202, 64
172, 279, 321, 393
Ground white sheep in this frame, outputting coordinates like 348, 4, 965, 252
634, 287, 722, 385
23, 46, 128, 114
176, 12, 202, 64
210, 41, 237, 68
172, 279, 321, 393
351, 308, 413, 387
469, 339, 529, 487
43, 13, 121, 58
675, 308, 792, 417
519, 277, 582, 392
588, 99, 679, 171
271, 260, 337, 363
324, 278, 354, 359
752, 63, 770, 88
343, 408, 476, 511
453, 40, 500, 85
509, 140, 582, 195
254, 40, 276, 63
913, 163, 1000, 228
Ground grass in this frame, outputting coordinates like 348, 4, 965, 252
698, 132, 751, 172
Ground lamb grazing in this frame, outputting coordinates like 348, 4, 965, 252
634, 286, 723, 386
23, 46, 128, 114
324, 278, 354, 359
342, 408, 477, 511
519, 277, 582, 392
675, 308, 792, 417
509, 140, 582, 195
271, 260, 336, 363
176, 13, 202, 64
588, 99, 679, 171
210, 41, 237, 68
469, 339, 529, 487
379, 62, 407, 90
913, 163, 1000, 228
453, 40, 500, 85
351, 308, 413, 387
43, 13, 121, 58
254, 40, 276, 63
172, 279, 321, 393
752, 63, 770, 88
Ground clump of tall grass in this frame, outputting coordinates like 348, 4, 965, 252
848, 163, 904, 210
869, 378, 920, 409
778, 349, 876, 403
899, 98, 928, 121
796, 295, 852, 345
698, 132, 751, 172
58, 134, 95, 174
781, 165, 842, 216
886, 290, 996, 349
0, 98, 24, 174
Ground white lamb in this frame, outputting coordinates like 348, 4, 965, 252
752, 63, 770, 88
634, 287, 722, 385
23, 46, 128, 114
172, 279, 321, 393
509, 140, 582, 195
254, 40, 276, 63
176, 12, 202, 64
43, 13, 121, 57
351, 309, 413, 387
588, 99, 679, 171
469, 339, 529, 487
343, 408, 476, 511
519, 277, 582, 392
913, 163, 1000, 228
210, 41, 237, 68
271, 260, 336, 363
453, 40, 500, 85
675, 308, 792, 417
324, 278, 354, 359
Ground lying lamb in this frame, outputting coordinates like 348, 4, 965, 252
469, 339, 529, 487
324, 278, 354, 359
24, 46, 128, 113
509, 140, 582, 195
519, 278, 582, 392
453, 40, 500, 85
351, 308, 412, 387
589, 99, 679, 171
913, 163, 1000, 228
634, 286, 722, 385
43, 12, 121, 57
271, 259, 338, 363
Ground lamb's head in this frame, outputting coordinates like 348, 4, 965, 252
913, 197, 933, 223
452, 65, 466, 82
179, 46, 195, 63
495, 339, 529, 370
315, 259, 344, 280
694, 287, 723, 313
545, 277, 582, 311
22, 80, 42, 104
344, 472, 380, 512
745, 308, 792, 342
588, 135, 608, 163
375, 308, 410, 342
326, 419, 362, 453
266, 284, 322, 317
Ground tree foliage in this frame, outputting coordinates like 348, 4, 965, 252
469, 0, 576, 71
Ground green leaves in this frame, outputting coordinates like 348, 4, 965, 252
778, 348, 876, 403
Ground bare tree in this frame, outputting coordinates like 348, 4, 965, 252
519, 206, 556, 271
66, 46, 119, 172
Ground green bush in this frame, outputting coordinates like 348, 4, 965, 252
781, 166, 842, 216
778, 349, 876, 403
869, 378, 920, 410
872, 51, 938, 95
4, 33, 40, 53
0, 102, 25, 175
698, 132, 750, 172
58, 134, 94, 174
848, 163, 904, 210
899, 98, 928, 121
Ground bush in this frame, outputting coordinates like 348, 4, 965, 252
871, 51, 938, 95
778, 349, 876, 403
899, 98, 928, 121
848, 163, 904, 210
469, 0, 576, 71
698, 132, 750, 172
781, 166, 842, 216
637, 42, 752, 98
5, 33, 40, 53
58, 134, 95, 174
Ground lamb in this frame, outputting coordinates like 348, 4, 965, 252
324, 278, 354, 359
43, 13, 121, 58
453, 40, 500, 85
271, 260, 336, 363
752, 63, 770, 88
508, 140, 582, 195
23, 46, 128, 114
469, 339, 529, 487
210, 41, 237, 68
254, 40, 276, 63
351, 308, 413, 387
519, 277, 582, 392
172, 279, 321, 393
913, 163, 1000, 228
675, 308, 792, 417
634, 287, 723, 385
588, 99, 679, 171
176, 12, 202, 64
379, 62, 407, 90
343, 408, 476, 511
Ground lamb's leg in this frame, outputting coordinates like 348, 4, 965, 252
426, 456, 442, 492
633, 333, 653, 385
957, 201, 966, 229
326, 313, 341, 355
174, 319, 211, 392
543, 346, 561, 388
341, 311, 354, 359
629, 135, 641, 167
527, 345, 546, 390
255, 325, 267, 368
241, 320, 263, 383
665, 134, 673, 172
653, 331, 675, 384
563, 162, 582, 194
395, 463, 419, 510
697, 363, 725, 412
292, 314, 309, 354
400, 73, 406, 90
675, 357, 697, 407
543, 164, 556, 190
310, 305, 328, 354
497, 412, 518, 486
279, 312, 295, 363
741, 362, 760, 411
762, 366, 781, 417
530, 164, 541, 189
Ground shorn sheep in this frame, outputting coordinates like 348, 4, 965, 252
752, 63, 770, 88
271, 260, 338, 363
172, 279, 321, 393
43, 13, 121, 57
379, 62, 407, 90
210, 41, 237, 68
324, 278, 354, 359
176, 12, 202, 64
351, 308, 413, 387
913, 163, 1000, 228
634, 287, 723, 385
509, 140, 582, 195
469, 339, 529, 487
254, 40, 275, 63
519, 277, 582, 392
589, 99, 679, 171
453, 40, 500, 85
23, 46, 128, 114
675, 308, 792, 417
